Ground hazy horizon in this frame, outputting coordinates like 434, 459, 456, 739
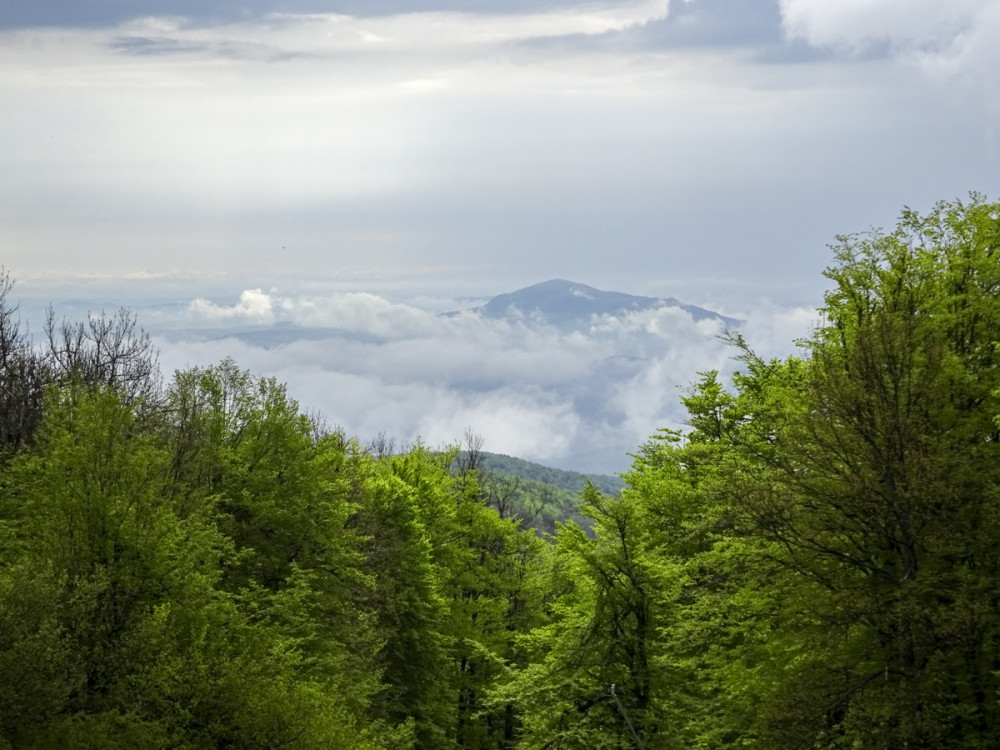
3, 0, 998, 470
4, 271, 814, 474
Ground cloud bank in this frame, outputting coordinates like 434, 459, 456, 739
3, 0, 995, 473
151, 286, 815, 473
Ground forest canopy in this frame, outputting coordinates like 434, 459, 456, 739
0, 194, 998, 749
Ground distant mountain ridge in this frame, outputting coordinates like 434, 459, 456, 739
467, 279, 741, 329
470, 450, 625, 496
450, 450, 623, 536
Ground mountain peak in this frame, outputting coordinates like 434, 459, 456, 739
475, 279, 738, 329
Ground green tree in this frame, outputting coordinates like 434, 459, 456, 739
358, 448, 455, 747
492, 482, 664, 749
664, 195, 1000, 748
446, 458, 552, 749
358, 441, 553, 748
0, 383, 224, 744
164, 360, 385, 733
0, 374, 387, 747
771, 196, 1000, 747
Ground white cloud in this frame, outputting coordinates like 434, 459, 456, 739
588, 304, 725, 340
189, 288, 275, 322
779, 0, 989, 52
737, 301, 817, 360
777, 1, 1000, 118
157, 286, 813, 472
414, 387, 583, 462
155, 331, 589, 463
281, 292, 443, 338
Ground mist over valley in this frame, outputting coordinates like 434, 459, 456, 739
14, 275, 812, 474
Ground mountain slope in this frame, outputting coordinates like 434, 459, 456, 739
472, 279, 741, 329
473, 450, 624, 496
452, 450, 622, 536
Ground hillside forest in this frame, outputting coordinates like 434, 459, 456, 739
1, 195, 999, 748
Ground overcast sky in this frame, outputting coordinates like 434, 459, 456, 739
2, 1, 999, 469
4, 0, 998, 305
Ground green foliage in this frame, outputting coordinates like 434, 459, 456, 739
657, 195, 1000, 748
446, 466, 552, 749
775, 196, 1000, 748
357, 444, 554, 748
451, 450, 597, 535
358, 457, 454, 745
1, 196, 998, 747
492, 484, 666, 749
492, 195, 1000, 749
0, 373, 385, 748
458, 450, 624, 495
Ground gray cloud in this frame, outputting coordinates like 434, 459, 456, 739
108, 34, 309, 61
518, 0, 824, 61
780, 0, 989, 53
0, 0, 605, 31
2, 0, 784, 52
639, 0, 783, 47
108, 36, 214, 55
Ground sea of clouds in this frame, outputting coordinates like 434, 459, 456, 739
139, 285, 817, 474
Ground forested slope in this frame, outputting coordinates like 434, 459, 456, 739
0, 195, 998, 749
471, 451, 625, 496
450, 450, 622, 536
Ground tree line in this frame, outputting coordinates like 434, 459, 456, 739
1, 194, 999, 748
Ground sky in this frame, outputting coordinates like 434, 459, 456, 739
2, 0, 999, 471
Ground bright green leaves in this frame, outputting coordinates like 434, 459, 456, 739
792, 198, 1000, 748
673, 196, 1000, 748
2, 195, 996, 748
0, 384, 228, 744
164, 360, 385, 743
0, 370, 389, 747
498, 196, 1000, 749
355, 445, 554, 749
16, 386, 209, 590
494, 484, 667, 749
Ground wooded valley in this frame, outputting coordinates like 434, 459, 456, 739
1, 195, 998, 748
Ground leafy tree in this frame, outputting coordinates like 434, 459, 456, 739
358, 448, 455, 747
164, 360, 384, 727
0, 560, 69, 743
769, 196, 1000, 748
523, 195, 1000, 750
0, 372, 386, 747
446, 460, 552, 749
657, 195, 1000, 748
493, 483, 664, 749
0, 383, 222, 744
